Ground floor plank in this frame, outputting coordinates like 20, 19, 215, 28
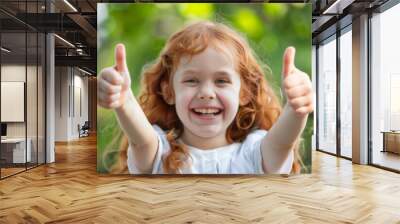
0, 135, 399, 223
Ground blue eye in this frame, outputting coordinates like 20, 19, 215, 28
184, 79, 198, 83
215, 79, 230, 84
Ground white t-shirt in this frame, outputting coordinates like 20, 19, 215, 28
127, 125, 294, 174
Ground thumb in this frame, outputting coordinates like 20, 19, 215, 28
115, 43, 128, 73
282, 46, 296, 79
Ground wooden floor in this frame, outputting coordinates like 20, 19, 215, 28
1, 163, 45, 178
0, 135, 400, 223
0, 167, 26, 177
373, 151, 400, 171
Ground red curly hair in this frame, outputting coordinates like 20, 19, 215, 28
110, 21, 301, 174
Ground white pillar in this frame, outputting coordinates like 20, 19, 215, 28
352, 14, 369, 164
46, 1, 55, 163
46, 33, 55, 163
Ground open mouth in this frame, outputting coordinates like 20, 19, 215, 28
191, 108, 223, 117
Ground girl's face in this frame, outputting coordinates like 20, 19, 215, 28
172, 46, 241, 148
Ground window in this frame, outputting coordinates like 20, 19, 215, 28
371, 3, 400, 171
339, 28, 352, 158
317, 36, 337, 154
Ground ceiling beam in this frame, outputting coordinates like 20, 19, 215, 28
67, 13, 97, 45
322, 0, 356, 15
55, 55, 96, 71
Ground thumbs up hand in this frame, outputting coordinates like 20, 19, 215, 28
282, 47, 313, 117
98, 43, 133, 109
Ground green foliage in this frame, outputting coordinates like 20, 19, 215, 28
233, 8, 264, 39
97, 3, 312, 173
178, 3, 214, 19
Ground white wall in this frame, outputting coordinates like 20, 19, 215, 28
1, 65, 39, 138
54, 67, 89, 141
1, 65, 26, 141
55, 67, 70, 141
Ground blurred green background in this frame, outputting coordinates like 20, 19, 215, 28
97, 3, 312, 173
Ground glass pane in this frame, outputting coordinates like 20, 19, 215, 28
371, 4, 400, 171
0, 0, 46, 178
340, 29, 352, 158
318, 37, 337, 154
38, 32, 45, 165
27, 31, 38, 169
1, 30, 27, 177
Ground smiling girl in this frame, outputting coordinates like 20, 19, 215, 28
98, 21, 313, 174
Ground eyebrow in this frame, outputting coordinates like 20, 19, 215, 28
180, 69, 236, 78
181, 69, 199, 77
214, 69, 236, 78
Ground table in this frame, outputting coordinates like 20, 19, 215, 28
381, 131, 400, 154
1, 138, 31, 163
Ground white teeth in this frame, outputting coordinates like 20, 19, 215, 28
193, 108, 220, 114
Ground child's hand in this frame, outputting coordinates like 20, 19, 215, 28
282, 47, 313, 117
98, 43, 132, 109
